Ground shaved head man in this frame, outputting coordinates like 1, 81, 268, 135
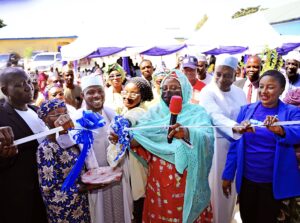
234, 55, 262, 103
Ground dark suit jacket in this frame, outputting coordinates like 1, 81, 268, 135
0, 102, 47, 223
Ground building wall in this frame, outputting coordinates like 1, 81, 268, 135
0, 37, 76, 56
272, 20, 300, 35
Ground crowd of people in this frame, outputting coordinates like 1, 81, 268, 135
0, 50, 300, 223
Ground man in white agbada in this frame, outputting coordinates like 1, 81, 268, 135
71, 75, 132, 223
199, 55, 247, 223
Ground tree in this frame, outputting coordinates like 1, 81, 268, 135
0, 19, 6, 28
195, 14, 208, 31
232, 6, 261, 19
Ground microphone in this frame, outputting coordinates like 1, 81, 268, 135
168, 96, 183, 143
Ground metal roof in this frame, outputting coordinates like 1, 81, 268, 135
263, 0, 300, 24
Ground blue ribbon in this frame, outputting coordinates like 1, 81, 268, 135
111, 115, 133, 162
61, 110, 106, 191
249, 119, 264, 126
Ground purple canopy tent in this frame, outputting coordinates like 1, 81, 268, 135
87, 47, 126, 58
276, 43, 300, 55
203, 46, 248, 55
140, 44, 186, 56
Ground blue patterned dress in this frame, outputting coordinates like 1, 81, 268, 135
37, 138, 90, 223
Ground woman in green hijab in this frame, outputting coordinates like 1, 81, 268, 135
110, 69, 214, 223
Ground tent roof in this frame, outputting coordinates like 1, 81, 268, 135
263, 0, 300, 24
187, 12, 282, 53
61, 28, 181, 60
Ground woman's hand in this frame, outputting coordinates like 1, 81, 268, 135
108, 131, 119, 145
264, 115, 285, 136
222, 180, 232, 198
232, 120, 254, 134
54, 114, 74, 133
168, 123, 189, 140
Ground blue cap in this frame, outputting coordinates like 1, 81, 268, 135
182, 55, 198, 69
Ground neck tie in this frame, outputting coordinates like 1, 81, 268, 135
247, 83, 252, 104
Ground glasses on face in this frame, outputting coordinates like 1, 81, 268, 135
51, 92, 64, 97
47, 112, 67, 118
108, 73, 122, 80
121, 90, 140, 99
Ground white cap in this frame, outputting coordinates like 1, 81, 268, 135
197, 54, 207, 62
216, 54, 238, 70
81, 74, 103, 91
285, 51, 300, 63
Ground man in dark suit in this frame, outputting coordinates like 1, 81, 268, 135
234, 55, 262, 103
0, 67, 74, 223
0, 67, 48, 223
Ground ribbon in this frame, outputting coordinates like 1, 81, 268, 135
111, 115, 133, 162
61, 110, 106, 191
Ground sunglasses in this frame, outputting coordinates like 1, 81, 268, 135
108, 74, 122, 80
121, 90, 140, 99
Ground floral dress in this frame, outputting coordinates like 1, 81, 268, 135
132, 146, 213, 223
37, 138, 90, 223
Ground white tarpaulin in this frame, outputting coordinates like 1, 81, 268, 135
61, 27, 181, 61
187, 12, 282, 54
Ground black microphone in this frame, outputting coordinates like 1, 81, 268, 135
167, 96, 183, 144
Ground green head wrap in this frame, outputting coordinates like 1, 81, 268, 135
104, 63, 126, 83
132, 69, 214, 223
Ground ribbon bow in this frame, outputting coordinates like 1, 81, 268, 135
61, 110, 106, 191
111, 115, 133, 162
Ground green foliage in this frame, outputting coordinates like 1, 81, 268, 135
0, 19, 6, 28
23, 47, 33, 59
260, 46, 283, 74
195, 14, 208, 31
232, 6, 260, 19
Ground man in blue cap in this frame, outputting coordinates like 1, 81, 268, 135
182, 55, 205, 104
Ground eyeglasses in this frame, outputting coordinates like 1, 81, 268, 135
108, 74, 122, 80
51, 92, 64, 97
121, 90, 140, 99
47, 112, 67, 118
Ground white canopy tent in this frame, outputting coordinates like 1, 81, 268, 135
187, 12, 283, 54
60, 27, 182, 61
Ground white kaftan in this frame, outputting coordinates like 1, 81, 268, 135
199, 82, 247, 223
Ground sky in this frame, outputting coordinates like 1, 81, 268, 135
0, 0, 298, 38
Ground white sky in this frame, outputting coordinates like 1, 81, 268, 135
0, 0, 298, 38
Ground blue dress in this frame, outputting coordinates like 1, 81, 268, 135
37, 138, 90, 223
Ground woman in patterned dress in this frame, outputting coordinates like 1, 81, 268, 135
36, 99, 90, 223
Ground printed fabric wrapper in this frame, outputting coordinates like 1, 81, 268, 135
61, 110, 106, 191
107, 115, 133, 167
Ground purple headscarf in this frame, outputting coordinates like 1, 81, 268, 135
283, 88, 300, 106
